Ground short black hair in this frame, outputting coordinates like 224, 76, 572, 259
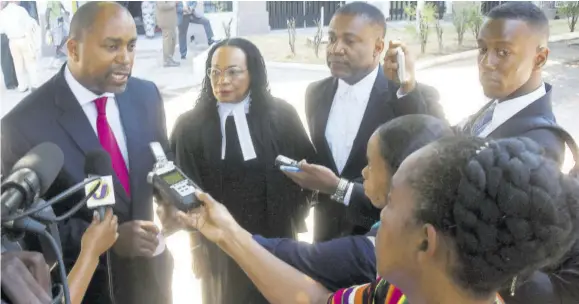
487, 2, 550, 39
376, 115, 454, 173
335, 1, 387, 36
409, 136, 579, 298
69, 1, 129, 40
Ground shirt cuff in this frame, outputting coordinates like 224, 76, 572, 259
396, 87, 412, 99
342, 183, 354, 206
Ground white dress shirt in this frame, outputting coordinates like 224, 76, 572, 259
217, 95, 257, 161
326, 66, 379, 175
477, 83, 547, 138
327, 66, 411, 206
64, 66, 130, 168
0, 3, 33, 39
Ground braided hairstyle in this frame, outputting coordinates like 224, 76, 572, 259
409, 136, 579, 297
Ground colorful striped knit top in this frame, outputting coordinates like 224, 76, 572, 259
327, 277, 505, 304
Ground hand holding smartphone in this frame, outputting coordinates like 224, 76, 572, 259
275, 155, 302, 172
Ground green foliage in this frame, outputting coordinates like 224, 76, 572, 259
452, 8, 469, 46
405, 3, 437, 54
558, 1, 579, 32
467, 6, 484, 40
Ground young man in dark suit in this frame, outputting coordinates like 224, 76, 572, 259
1, 2, 173, 303
458, 2, 566, 164
282, 2, 444, 242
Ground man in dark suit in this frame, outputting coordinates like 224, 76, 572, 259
458, 2, 565, 164
283, 2, 444, 242
1, 2, 173, 303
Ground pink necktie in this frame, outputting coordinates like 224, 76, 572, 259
94, 97, 131, 196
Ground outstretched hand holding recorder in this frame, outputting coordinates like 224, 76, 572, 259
148, 142, 202, 212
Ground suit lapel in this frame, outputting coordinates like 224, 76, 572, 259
115, 89, 153, 219
488, 85, 554, 139
54, 68, 130, 215
315, 78, 339, 172
54, 73, 102, 157
342, 69, 389, 173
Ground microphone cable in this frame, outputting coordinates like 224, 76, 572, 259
1, 177, 102, 223
41, 230, 71, 304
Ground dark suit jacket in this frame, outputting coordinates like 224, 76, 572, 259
305, 67, 444, 241
1, 66, 173, 304
462, 83, 565, 165
346, 83, 568, 241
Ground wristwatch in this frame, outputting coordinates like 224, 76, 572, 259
330, 178, 351, 203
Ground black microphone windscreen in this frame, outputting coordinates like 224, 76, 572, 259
11, 142, 64, 195
84, 150, 113, 177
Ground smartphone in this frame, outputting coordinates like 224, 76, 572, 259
396, 47, 406, 83
275, 155, 301, 172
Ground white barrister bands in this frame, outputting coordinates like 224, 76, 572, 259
217, 95, 257, 161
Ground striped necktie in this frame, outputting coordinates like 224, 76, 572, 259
471, 102, 496, 136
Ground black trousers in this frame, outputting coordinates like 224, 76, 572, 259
1, 34, 18, 89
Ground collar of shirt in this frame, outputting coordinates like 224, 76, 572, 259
335, 65, 379, 104
479, 83, 547, 138
217, 95, 257, 161
63, 65, 130, 168
64, 65, 115, 106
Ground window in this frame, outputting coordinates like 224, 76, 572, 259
203, 1, 233, 13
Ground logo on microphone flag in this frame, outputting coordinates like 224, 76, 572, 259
85, 175, 116, 208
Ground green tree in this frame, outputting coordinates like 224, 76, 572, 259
558, 1, 579, 32
405, 3, 437, 54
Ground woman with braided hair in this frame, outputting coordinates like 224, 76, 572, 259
177, 135, 579, 304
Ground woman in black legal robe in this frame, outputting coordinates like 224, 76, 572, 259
170, 38, 316, 304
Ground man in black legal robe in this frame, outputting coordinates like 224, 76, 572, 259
283, 2, 444, 242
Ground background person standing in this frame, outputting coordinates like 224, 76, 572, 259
156, 1, 179, 67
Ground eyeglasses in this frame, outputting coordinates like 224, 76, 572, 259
207, 67, 247, 80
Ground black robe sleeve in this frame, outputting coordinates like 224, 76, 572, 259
274, 99, 317, 233
391, 82, 446, 120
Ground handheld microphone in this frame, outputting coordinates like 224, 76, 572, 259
1, 143, 64, 219
84, 150, 116, 220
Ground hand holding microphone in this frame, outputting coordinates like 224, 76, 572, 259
80, 208, 118, 258
84, 150, 161, 258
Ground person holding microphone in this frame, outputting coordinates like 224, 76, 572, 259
1, 208, 117, 304
67, 208, 118, 304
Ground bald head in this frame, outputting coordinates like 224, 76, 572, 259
69, 1, 132, 41
66, 1, 136, 95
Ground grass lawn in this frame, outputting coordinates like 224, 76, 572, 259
243, 20, 572, 65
